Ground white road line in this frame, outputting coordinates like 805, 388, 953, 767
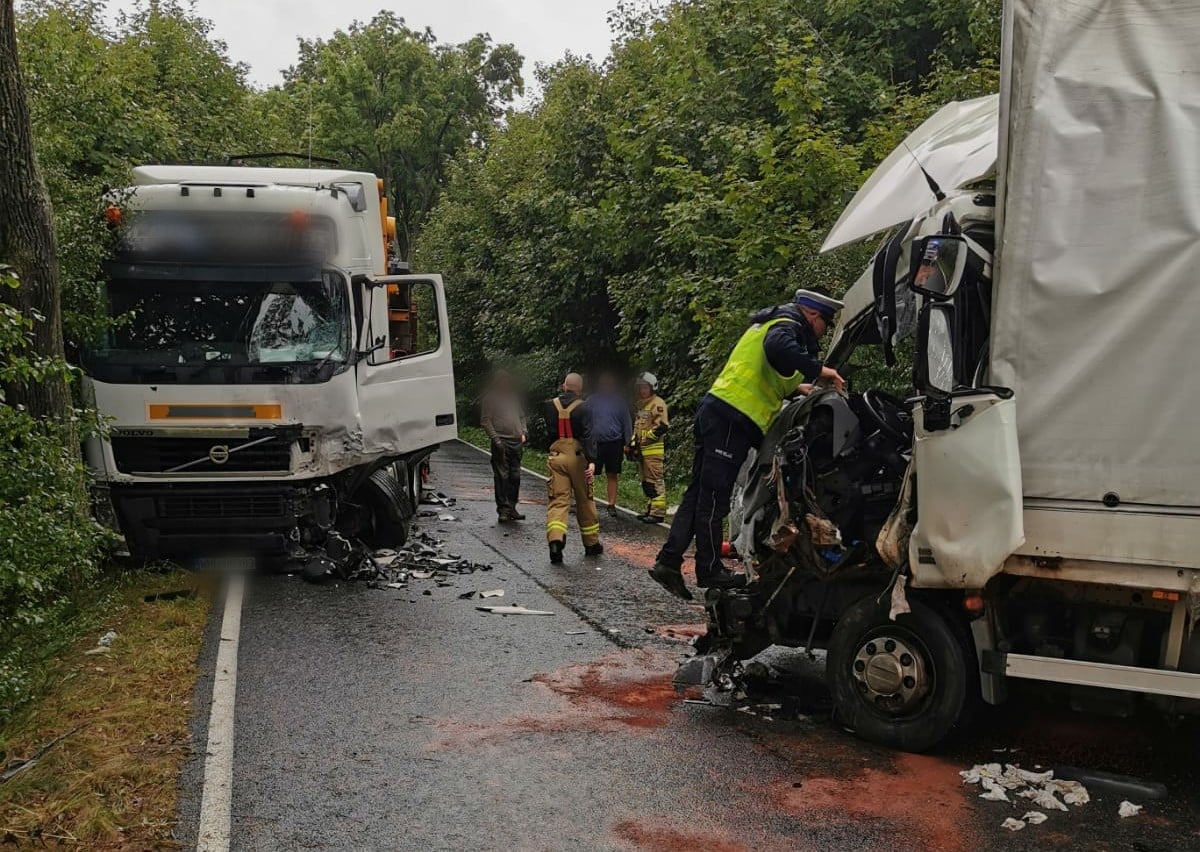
197, 572, 244, 852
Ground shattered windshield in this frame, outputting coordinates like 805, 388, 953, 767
85, 272, 350, 372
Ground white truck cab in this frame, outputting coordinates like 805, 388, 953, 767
82, 166, 457, 570
681, 1, 1200, 751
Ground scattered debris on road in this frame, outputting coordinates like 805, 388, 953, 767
420, 489, 457, 508
309, 531, 495, 587
1118, 800, 1143, 818
962, 763, 1093, 828
479, 589, 505, 598
476, 605, 555, 616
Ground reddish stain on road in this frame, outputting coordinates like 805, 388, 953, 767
654, 623, 707, 642
773, 748, 972, 852
603, 538, 663, 567
531, 649, 680, 729
433, 650, 681, 746
613, 818, 749, 852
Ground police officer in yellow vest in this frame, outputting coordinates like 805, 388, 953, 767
631, 372, 670, 523
543, 372, 603, 564
648, 288, 845, 600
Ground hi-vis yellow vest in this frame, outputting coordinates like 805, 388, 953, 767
709, 317, 805, 433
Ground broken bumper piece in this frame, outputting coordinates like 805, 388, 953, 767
673, 650, 731, 691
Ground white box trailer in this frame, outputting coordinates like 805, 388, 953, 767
82, 166, 457, 570
681, 0, 1200, 750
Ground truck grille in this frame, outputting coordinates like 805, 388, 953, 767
157, 492, 288, 519
111, 436, 292, 474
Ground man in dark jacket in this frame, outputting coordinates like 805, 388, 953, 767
480, 369, 528, 522
648, 288, 845, 600
542, 372, 603, 564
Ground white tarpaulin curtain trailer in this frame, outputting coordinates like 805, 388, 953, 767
991, 0, 1200, 509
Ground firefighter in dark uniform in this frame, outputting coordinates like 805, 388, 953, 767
543, 372, 603, 564
648, 288, 845, 600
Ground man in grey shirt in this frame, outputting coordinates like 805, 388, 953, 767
480, 370, 528, 521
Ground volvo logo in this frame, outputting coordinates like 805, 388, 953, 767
208, 445, 231, 465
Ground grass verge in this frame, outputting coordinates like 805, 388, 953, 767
0, 568, 210, 849
457, 425, 685, 513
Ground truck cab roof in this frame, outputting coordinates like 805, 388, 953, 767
132, 165, 379, 189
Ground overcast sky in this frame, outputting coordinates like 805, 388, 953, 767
108, 0, 619, 94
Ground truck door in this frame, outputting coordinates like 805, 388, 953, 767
906, 236, 1024, 588
356, 274, 458, 456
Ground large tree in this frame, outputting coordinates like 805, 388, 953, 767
0, 0, 68, 420
284, 12, 523, 259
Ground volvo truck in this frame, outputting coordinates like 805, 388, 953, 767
82, 166, 457, 571
679, 0, 1200, 751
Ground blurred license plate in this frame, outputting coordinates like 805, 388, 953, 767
190, 556, 256, 573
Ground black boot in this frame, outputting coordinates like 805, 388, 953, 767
639, 514, 664, 525
696, 567, 747, 590
585, 542, 604, 557
549, 540, 564, 565
648, 562, 693, 601
506, 507, 527, 521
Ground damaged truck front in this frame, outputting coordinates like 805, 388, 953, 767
82, 166, 457, 573
681, 0, 1200, 752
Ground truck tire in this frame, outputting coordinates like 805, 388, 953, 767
350, 467, 412, 548
827, 592, 978, 752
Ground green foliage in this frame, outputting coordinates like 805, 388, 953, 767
419, 0, 1001, 485
17, 0, 279, 351
0, 267, 106, 720
283, 12, 524, 259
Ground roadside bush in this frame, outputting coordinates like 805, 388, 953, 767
0, 271, 105, 721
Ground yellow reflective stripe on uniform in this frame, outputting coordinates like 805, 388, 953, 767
640, 444, 665, 457
547, 521, 569, 532
579, 523, 600, 535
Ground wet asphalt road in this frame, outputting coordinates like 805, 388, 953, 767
179, 441, 1200, 851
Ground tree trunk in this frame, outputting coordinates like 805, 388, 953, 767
0, 0, 70, 421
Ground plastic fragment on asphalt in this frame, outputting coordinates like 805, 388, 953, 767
479, 589, 505, 598
1001, 818, 1026, 832
410, 570, 435, 580
1007, 764, 1053, 784
565, 630, 588, 635
476, 605, 554, 616
438, 513, 457, 521
1118, 801, 1143, 818
1018, 787, 1068, 812
385, 582, 405, 590
1022, 811, 1047, 825
979, 779, 1010, 802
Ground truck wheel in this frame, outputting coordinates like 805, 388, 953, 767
827, 592, 978, 752
343, 468, 412, 548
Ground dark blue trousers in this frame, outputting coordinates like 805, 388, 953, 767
656, 395, 759, 579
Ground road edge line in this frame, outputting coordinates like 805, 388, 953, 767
453, 438, 670, 529
196, 573, 244, 852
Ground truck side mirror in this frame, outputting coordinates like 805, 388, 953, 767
909, 234, 968, 301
